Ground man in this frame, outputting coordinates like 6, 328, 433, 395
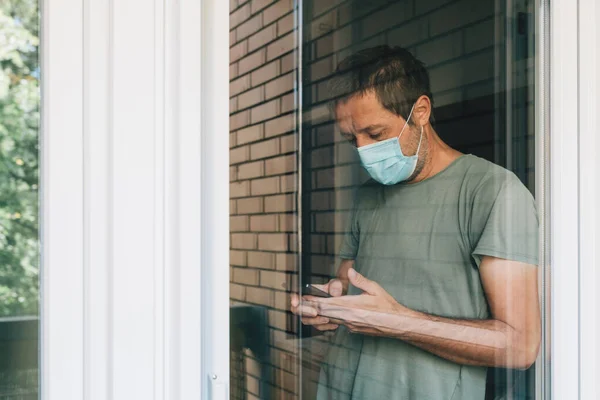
291, 46, 540, 399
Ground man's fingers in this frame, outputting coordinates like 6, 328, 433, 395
301, 316, 329, 325
347, 268, 380, 295
314, 323, 339, 331
293, 304, 318, 317
291, 293, 300, 308
328, 279, 344, 297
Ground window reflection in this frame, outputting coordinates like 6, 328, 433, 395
229, 0, 541, 398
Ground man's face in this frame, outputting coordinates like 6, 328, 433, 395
335, 91, 421, 158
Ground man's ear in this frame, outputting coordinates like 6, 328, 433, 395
414, 95, 432, 126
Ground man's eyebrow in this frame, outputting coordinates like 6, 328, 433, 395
358, 124, 386, 132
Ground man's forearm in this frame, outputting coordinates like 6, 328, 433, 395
326, 307, 538, 369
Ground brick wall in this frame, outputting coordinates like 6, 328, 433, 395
229, 0, 301, 398
230, 0, 536, 398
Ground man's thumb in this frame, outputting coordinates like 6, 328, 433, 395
347, 268, 379, 295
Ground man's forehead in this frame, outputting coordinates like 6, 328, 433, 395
334, 94, 396, 131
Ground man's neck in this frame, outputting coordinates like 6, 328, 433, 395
410, 128, 462, 184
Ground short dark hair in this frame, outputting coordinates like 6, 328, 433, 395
328, 45, 434, 125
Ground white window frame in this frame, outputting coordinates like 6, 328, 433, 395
41, 0, 229, 399
550, 0, 599, 399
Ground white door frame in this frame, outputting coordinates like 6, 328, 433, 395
549, 0, 599, 399
41, 0, 229, 398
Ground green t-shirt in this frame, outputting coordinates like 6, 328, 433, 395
316, 155, 539, 400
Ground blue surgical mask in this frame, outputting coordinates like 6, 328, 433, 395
357, 104, 423, 185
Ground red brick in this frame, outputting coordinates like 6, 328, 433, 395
251, 60, 280, 86
230, 180, 250, 198
251, 176, 280, 195
230, 166, 237, 181
266, 32, 294, 61
237, 197, 263, 214
230, 283, 246, 301
230, 75, 251, 97
311, 234, 326, 253
237, 86, 265, 110
387, 19, 428, 49
258, 233, 288, 251
268, 309, 288, 331
250, 99, 280, 124
236, 14, 263, 40
230, 110, 250, 131
231, 3, 251, 29
264, 194, 294, 212
277, 12, 294, 36
260, 270, 289, 290
250, 137, 280, 159
250, 0, 276, 13
229, 132, 236, 148
230, 145, 250, 165
250, 214, 278, 232
239, 49, 266, 75
233, 267, 259, 285
237, 160, 264, 180
265, 72, 294, 99
231, 250, 247, 266
289, 233, 298, 252
429, 0, 494, 36
265, 114, 295, 137
281, 93, 294, 113
246, 286, 274, 307
263, 0, 293, 25
230, 199, 237, 215
311, 191, 331, 210
249, 25, 278, 53
280, 53, 295, 73
231, 233, 257, 250
247, 251, 275, 269
280, 133, 296, 153
230, 63, 238, 80
275, 253, 297, 271
278, 213, 295, 232
230, 30, 237, 47
274, 291, 291, 312
230, 215, 249, 232
280, 173, 297, 193
236, 124, 264, 145
230, 97, 238, 113
311, 146, 334, 168
230, 40, 248, 62
310, 56, 333, 81
360, 2, 412, 39
265, 154, 296, 175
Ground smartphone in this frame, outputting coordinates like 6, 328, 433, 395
302, 283, 332, 298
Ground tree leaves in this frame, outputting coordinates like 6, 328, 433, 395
0, 2, 39, 317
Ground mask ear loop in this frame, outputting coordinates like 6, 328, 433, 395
398, 103, 416, 140
415, 124, 424, 155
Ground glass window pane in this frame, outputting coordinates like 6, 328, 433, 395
229, 0, 546, 398
0, 0, 40, 397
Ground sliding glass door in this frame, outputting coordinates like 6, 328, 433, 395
229, 0, 551, 398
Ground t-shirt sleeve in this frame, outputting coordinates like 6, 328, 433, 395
339, 208, 359, 260
471, 173, 539, 267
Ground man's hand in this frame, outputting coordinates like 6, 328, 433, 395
291, 279, 344, 331
309, 268, 415, 334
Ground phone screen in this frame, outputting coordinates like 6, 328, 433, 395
302, 284, 332, 298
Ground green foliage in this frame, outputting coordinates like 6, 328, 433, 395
0, 0, 39, 317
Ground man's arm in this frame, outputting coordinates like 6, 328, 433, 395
309, 256, 541, 369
